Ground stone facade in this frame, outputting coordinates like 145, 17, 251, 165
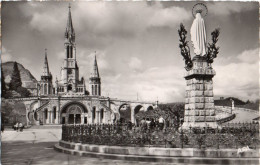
182, 55, 218, 128
21, 96, 155, 125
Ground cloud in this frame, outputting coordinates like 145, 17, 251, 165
148, 5, 190, 27
237, 48, 258, 64
2, 2, 258, 103
128, 57, 143, 72
214, 48, 259, 101
102, 65, 186, 102
26, 2, 191, 40
1, 47, 13, 62
208, 2, 256, 16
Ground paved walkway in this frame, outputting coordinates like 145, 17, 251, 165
228, 108, 258, 123
1, 129, 182, 165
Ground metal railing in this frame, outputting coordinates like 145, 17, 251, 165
61, 123, 259, 149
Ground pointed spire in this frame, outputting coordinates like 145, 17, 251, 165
91, 51, 100, 78
42, 49, 50, 76
65, 3, 75, 42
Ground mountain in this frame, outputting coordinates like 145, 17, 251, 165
2, 61, 38, 89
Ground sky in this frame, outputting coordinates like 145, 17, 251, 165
1, 1, 259, 103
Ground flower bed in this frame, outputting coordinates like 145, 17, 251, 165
61, 123, 259, 149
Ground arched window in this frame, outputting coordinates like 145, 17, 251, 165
44, 109, 48, 119
67, 46, 69, 58
44, 84, 47, 95
98, 86, 101, 96
53, 107, 56, 119
95, 85, 97, 95
100, 109, 104, 123
92, 85, 94, 95
41, 84, 43, 94
70, 46, 73, 58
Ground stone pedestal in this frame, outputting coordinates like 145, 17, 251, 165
182, 56, 218, 129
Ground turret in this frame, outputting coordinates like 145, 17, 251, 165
89, 53, 101, 96
40, 49, 53, 95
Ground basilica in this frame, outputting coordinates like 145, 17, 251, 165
23, 5, 155, 126
39, 6, 100, 97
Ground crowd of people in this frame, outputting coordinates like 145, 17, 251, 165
13, 122, 24, 132
137, 116, 165, 130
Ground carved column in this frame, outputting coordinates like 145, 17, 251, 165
48, 111, 52, 124
131, 106, 135, 124
96, 111, 100, 124
57, 97, 61, 124
80, 114, 83, 124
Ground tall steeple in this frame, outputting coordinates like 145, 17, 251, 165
91, 53, 100, 78
65, 3, 75, 44
60, 4, 80, 94
89, 52, 101, 96
40, 49, 53, 96
42, 49, 50, 76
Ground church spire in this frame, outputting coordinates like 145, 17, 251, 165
65, 3, 75, 43
89, 51, 101, 96
40, 48, 53, 96
91, 52, 100, 78
42, 49, 50, 76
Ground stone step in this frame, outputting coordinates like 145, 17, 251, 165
54, 144, 259, 164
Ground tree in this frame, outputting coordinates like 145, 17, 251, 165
178, 23, 193, 71
157, 103, 185, 129
9, 62, 22, 91
16, 86, 30, 97
1, 67, 7, 98
1, 100, 13, 124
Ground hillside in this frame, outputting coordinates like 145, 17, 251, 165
214, 97, 246, 106
2, 61, 38, 89
215, 97, 258, 111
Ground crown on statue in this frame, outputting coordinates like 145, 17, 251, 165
192, 3, 208, 18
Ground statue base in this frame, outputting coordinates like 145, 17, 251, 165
183, 55, 219, 129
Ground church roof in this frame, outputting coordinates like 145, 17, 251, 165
90, 54, 100, 78
65, 4, 75, 42
42, 49, 51, 76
